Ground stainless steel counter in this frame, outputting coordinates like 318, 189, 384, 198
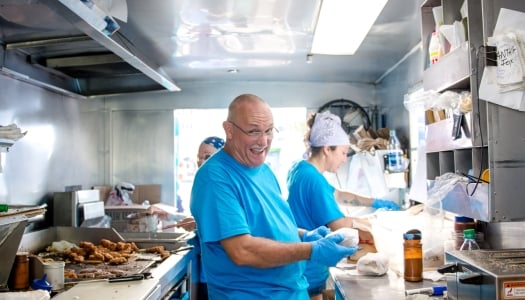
53, 249, 192, 300
330, 267, 446, 300
17, 227, 193, 300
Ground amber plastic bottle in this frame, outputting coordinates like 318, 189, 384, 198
9, 252, 29, 290
403, 230, 423, 282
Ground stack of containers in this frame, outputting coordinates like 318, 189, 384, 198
449, 216, 486, 250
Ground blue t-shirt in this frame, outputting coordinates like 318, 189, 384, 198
190, 149, 309, 300
286, 160, 345, 289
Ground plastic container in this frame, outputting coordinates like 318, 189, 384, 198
387, 130, 404, 173
454, 216, 476, 232
459, 229, 480, 251
403, 229, 423, 282
43, 261, 65, 291
453, 216, 476, 249
429, 31, 441, 64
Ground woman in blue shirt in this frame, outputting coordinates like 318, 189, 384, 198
287, 111, 399, 300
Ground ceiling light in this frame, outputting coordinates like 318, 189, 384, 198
311, 0, 388, 55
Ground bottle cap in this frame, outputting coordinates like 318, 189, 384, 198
403, 229, 422, 240
455, 216, 474, 222
432, 286, 447, 295
463, 228, 476, 239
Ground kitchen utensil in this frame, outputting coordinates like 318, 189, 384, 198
31, 274, 52, 291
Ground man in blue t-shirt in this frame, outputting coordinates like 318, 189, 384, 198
190, 94, 358, 300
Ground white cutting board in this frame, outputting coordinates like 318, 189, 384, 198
53, 278, 160, 300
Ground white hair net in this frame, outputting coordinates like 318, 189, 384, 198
309, 111, 350, 147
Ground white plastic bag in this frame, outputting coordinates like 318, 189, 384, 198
346, 152, 388, 198
357, 252, 389, 275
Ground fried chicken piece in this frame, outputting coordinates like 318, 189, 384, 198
108, 257, 127, 265
160, 250, 171, 260
100, 239, 117, 251
146, 246, 165, 254
64, 269, 78, 279
130, 242, 140, 252
116, 242, 131, 251
79, 241, 95, 249
88, 252, 105, 261
103, 253, 114, 261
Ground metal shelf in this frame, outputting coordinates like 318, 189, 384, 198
0, 138, 15, 152
423, 42, 471, 92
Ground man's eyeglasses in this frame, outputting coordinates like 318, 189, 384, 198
229, 121, 278, 139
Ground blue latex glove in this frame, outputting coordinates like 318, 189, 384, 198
372, 199, 401, 211
302, 225, 330, 242
310, 233, 359, 266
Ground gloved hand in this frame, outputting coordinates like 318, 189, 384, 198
310, 233, 359, 266
371, 199, 401, 211
302, 225, 330, 242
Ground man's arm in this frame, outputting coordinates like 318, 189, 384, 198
221, 234, 311, 268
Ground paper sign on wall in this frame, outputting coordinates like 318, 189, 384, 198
479, 8, 525, 111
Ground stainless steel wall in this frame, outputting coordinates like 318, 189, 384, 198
110, 110, 175, 205
0, 75, 105, 207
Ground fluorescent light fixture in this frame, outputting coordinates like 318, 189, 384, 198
311, 0, 388, 55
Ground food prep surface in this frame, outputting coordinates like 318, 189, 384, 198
330, 267, 446, 300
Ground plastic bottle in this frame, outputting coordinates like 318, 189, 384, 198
9, 252, 29, 290
459, 229, 480, 251
403, 229, 423, 282
387, 130, 404, 173
453, 216, 476, 249
429, 31, 441, 65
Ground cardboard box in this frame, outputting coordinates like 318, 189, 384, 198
131, 184, 161, 204
92, 184, 161, 205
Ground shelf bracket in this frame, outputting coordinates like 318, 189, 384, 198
485, 45, 497, 66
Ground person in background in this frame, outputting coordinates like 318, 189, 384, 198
197, 136, 225, 168
190, 94, 358, 300
191, 136, 225, 300
286, 111, 400, 300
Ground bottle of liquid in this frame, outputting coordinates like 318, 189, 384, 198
387, 129, 404, 173
9, 252, 29, 290
403, 229, 423, 282
459, 229, 480, 251
453, 216, 476, 249
429, 31, 441, 65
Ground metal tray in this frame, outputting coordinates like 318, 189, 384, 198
119, 231, 194, 251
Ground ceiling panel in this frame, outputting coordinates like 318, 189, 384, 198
0, 0, 424, 96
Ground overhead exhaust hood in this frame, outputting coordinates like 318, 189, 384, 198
0, 0, 180, 97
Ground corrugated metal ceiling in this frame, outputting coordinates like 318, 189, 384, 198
0, 0, 424, 97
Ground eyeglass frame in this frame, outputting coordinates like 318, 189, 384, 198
228, 121, 278, 139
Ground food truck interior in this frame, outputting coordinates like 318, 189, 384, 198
2, 0, 525, 299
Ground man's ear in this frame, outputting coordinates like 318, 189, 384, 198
223, 121, 233, 139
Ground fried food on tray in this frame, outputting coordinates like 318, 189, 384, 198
63, 239, 146, 265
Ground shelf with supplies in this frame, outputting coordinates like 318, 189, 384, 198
419, 0, 525, 222
420, 0, 491, 221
